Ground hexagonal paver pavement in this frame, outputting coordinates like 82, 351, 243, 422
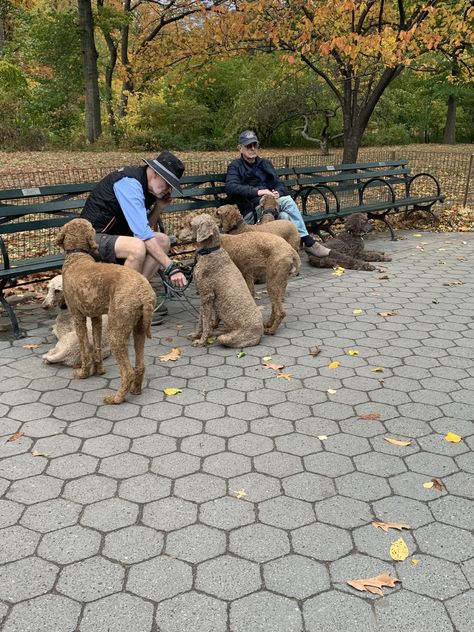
1, 229, 473, 632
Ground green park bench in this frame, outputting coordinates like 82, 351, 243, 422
0, 158, 444, 338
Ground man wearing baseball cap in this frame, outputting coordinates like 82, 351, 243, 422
225, 131, 330, 258
81, 151, 187, 321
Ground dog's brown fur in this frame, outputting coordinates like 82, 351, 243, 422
217, 203, 300, 253
42, 274, 110, 367
56, 218, 156, 404
186, 214, 263, 347
177, 213, 301, 335
307, 214, 392, 271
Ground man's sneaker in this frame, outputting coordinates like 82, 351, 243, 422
304, 241, 331, 257
152, 303, 168, 325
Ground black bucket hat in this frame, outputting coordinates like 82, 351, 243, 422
143, 151, 185, 195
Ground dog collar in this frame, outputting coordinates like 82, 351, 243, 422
227, 219, 244, 232
65, 248, 99, 261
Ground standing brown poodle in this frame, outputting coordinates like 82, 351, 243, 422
307, 214, 392, 271
56, 218, 156, 404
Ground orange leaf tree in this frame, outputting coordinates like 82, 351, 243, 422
201, 0, 474, 161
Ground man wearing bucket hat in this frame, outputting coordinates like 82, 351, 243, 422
81, 151, 187, 321
225, 131, 330, 258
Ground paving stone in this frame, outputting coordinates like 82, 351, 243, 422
374, 589, 454, 632
385, 417, 432, 438
445, 590, 474, 632
0, 525, 40, 564
274, 433, 322, 456
142, 497, 197, 531
373, 496, 434, 528
0, 499, 24, 528
229, 524, 290, 562
8, 402, 53, 422
251, 418, 294, 436
397, 554, 469, 600
6, 475, 62, 505
230, 591, 302, 632
354, 451, 407, 476
205, 417, 248, 437
174, 472, 226, 502
38, 525, 101, 564
81, 498, 138, 532
112, 417, 158, 437
330, 552, 398, 597
66, 418, 112, 438
98, 452, 149, 479
0, 434, 32, 458
282, 472, 336, 502
259, 495, 315, 529
443, 472, 474, 500
325, 433, 371, 456
304, 452, 354, 477
456, 452, 474, 474
81, 593, 154, 632
166, 524, 225, 563
155, 591, 227, 632
304, 591, 377, 632
264, 554, 330, 599
0, 557, 58, 603
127, 556, 192, 601
390, 471, 448, 501
0, 453, 47, 480
228, 472, 281, 502
119, 472, 170, 503
203, 452, 251, 478
316, 495, 373, 528
353, 524, 417, 561
151, 452, 200, 478
21, 498, 81, 533
57, 556, 124, 602
82, 434, 130, 457
428, 495, 474, 530
46, 454, 98, 479
295, 418, 340, 437
196, 555, 260, 600
228, 433, 273, 456
181, 433, 225, 456
130, 434, 176, 457
2, 595, 80, 632
103, 525, 163, 564
415, 523, 474, 562
63, 474, 117, 504
292, 522, 352, 561
200, 495, 255, 530
336, 471, 391, 501
254, 451, 303, 478
159, 417, 203, 437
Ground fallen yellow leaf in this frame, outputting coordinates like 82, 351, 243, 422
328, 361, 340, 369
353, 309, 364, 315
347, 572, 399, 596
327, 388, 337, 395
159, 348, 182, 362
262, 355, 272, 361
372, 521, 411, 533
423, 478, 443, 491
206, 337, 216, 345
371, 367, 385, 372
423, 481, 434, 489
333, 266, 345, 276
163, 387, 183, 396
413, 234, 423, 237
31, 450, 48, 457
234, 489, 247, 499
444, 432, 462, 443
390, 537, 409, 561
384, 436, 412, 447
262, 362, 285, 371
410, 559, 420, 566
22, 344, 40, 349
318, 435, 328, 441
276, 372, 292, 380
347, 350, 359, 356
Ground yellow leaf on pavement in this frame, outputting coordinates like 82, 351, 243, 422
328, 361, 340, 369
262, 356, 272, 361
372, 521, 411, 533
333, 266, 345, 276
390, 537, 409, 561
410, 559, 420, 566
159, 348, 182, 362
423, 481, 434, 489
371, 367, 385, 372
347, 572, 399, 596
206, 337, 216, 345
23, 344, 40, 349
353, 309, 364, 315
347, 350, 359, 356
327, 388, 337, 395
384, 437, 412, 447
163, 388, 182, 396
31, 450, 48, 457
318, 435, 328, 440
444, 432, 462, 443
233, 489, 247, 499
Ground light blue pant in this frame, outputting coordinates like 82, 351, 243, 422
276, 195, 309, 238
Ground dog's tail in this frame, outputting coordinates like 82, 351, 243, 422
143, 294, 156, 338
290, 250, 302, 277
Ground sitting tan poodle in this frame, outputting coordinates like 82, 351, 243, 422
42, 275, 110, 367
187, 214, 263, 347
307, 214, 392, 271
56, 218, 156, 405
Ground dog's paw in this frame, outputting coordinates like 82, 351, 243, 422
187, 331, 200, 340
74, 368, 90, 379
104, 393, 124, 405
362, 264, 376, 271
382, 255, 392, 261
192, 338, 206, 347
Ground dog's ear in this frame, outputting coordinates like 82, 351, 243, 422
196, 216, 217, 243
87, 228, 99, 253
56, 225, 66, 248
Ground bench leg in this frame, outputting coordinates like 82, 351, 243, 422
0, 291, 27, 339
368, 213, 396, 241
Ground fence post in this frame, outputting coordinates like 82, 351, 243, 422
462, 154, 474, 207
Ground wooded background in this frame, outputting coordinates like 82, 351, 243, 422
0, 1, 473, 162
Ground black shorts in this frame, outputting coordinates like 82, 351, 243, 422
95, 233, 119, 263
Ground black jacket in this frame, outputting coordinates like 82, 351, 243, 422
225, 156, 287, 219
81, 165, 156, 235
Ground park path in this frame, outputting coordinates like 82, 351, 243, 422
0, 229, 473, 631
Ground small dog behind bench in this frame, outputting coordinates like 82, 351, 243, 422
307, 214, 392, 271
56, 218, 156, 404
41, 275, 110, 368
187, 214, 263, 348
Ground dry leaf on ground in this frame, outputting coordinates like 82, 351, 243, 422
353, 309, 364, 315
276, 372, 292, 380
262, 362, 285, 371
262, 355, 272, 361
384, 437, 412, 447
347, 349, 359, 356
378, 275, 389, 280
233, 489, 247, 499
377, 310, 398, 317
423, 478, 443, 490
358, 412, 381, 420
328, 361, 340, 369
371, 367, 385, 372
309, 347, 321, 356
31, 450, 47, 457
163, 387, 183, 396
159, 348, 182, 362
390, 537, 409, 561
327, 388, 337, 395
372, 521, 411, 533
444, 432, 462, 443
346, 572, 399, 596
318, 435, 328, 440
333, 266, 345, 276
22, 343, 40, 349
7, 431, 25, 442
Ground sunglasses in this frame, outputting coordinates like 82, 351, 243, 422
244, 142, 259, 149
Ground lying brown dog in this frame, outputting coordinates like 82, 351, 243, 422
56, 218, 156, 404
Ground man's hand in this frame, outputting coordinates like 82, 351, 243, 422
257, 189, 275, 197
271, 189, 280, 199
171, 271, 187, 288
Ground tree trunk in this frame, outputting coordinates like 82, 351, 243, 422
97, 0, 118, 142
119, 0, 133, 118
442, 94, 456, 144
77, 0, 102, 143
0, 12, 5, 56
